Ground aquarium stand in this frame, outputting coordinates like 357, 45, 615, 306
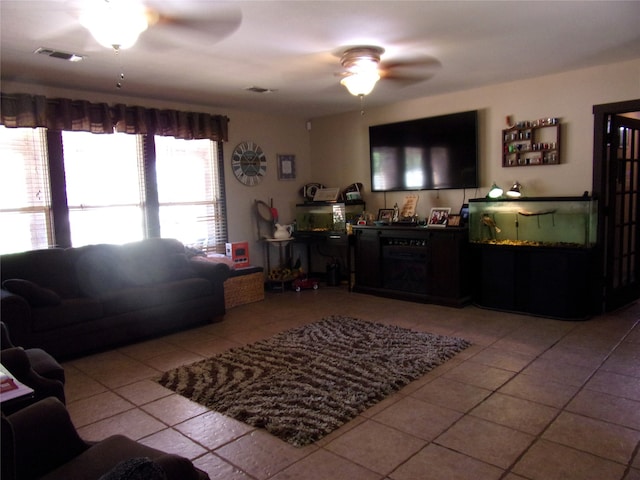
470, 243, 599, 320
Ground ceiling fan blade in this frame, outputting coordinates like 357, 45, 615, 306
381, 71, 437, 87
381, 55, 441, 71
379, 55, 442, 85
139, 2, 242, 50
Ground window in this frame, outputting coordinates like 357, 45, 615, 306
155, 136, 227, 253
0, 126, 53, 254
0, 127, 227, 253
62, 131, 145, 246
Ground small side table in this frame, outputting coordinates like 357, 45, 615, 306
262, 238, 293, 273
0, 363, 34, 408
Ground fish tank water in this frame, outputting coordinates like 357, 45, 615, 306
295, 202, 365, 233
468, 196, 597, 247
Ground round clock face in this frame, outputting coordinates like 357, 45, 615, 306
231, 141, 267, 186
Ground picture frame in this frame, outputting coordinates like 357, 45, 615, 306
377, 208, 395, 223
447, 214, 461, 227
313, 187, 340, 202
427, 207, 451, 227
277, 154, 296, 180
459, 203, 469, 226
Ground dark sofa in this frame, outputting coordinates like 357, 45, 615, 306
0, 238, 230, 359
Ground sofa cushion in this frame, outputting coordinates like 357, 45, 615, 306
98, 457, 167, 480
73, 245, 131, 297
99, 278, 213, 316
31, 298, 104, 333
1, 248, 78, 298
40, 435, 202, 480
2, 279, 61, 307
119, 239, 196, 286
168, 253, 197, 280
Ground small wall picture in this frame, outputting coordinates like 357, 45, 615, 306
378, 208, 395, 223
277, 154, 296, 180
428, 207, 451, 227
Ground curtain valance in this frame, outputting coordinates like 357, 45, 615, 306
0, 93, 229, 142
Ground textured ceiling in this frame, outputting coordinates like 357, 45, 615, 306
1, 1, 639, 118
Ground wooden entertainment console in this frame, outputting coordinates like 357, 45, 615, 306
352, 226, 470, 307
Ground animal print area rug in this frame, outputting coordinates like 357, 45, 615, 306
156, 315, 470, 446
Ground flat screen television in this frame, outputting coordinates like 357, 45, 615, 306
369, 110, 479, 192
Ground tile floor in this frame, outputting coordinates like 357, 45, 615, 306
63, 287, 640, 480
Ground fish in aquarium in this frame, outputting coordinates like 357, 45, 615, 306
482, 214, 501, 233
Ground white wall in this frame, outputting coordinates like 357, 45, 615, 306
308, 59, 640, 220
4, 58, 639, 268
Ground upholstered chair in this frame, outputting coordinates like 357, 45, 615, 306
1, 321, 65, 385
1, 397, 210, 480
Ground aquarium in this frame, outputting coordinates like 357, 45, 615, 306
468, 196, 597, 247
295, 202, 365, 233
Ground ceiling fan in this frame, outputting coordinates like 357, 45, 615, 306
69, 0, 242, 52
337, 45, 441, 97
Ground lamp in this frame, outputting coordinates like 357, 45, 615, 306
80, 0, 150, 50
339, 46, 384, 97
506, 181, 523, 198
486, 182, 504, 198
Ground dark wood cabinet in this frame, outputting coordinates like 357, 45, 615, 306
353, 228, 382, 289
471, 243, 598, 319
353, 226, 470, 306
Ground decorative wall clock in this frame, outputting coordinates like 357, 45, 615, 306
231, 141, 267, 186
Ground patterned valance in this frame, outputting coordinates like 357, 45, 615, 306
0, 93, 229, 142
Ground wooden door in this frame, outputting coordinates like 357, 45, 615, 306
604, 114, 640, 310
594, 99, 640, 312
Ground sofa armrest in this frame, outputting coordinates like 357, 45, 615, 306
0, 348, 66, 412
6, 397, 89, 480
0, 290, 31, 347
0, 348, 31, 378
189, 260, 231, 284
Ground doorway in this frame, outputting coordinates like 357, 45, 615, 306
593, 99, 640, 312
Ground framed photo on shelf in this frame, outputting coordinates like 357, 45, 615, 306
277, 154, 296, 180
447, 214, 461, 227
378, 208, 395, 223
427, 207, 451, 227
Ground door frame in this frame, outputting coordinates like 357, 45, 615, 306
592, 99, 640, 312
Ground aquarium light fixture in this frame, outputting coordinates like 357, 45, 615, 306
487, 183, 504, 199
506, 181, 523, 198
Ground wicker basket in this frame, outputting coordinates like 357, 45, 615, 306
224, 272, 265, 309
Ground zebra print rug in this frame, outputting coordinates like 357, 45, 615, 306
156, 315, 470, 446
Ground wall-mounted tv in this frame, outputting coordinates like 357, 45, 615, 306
369, 110, 479, 192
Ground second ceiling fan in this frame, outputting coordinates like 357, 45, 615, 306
337, 45, 441, 97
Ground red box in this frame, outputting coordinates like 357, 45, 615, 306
225, 242, 250, 268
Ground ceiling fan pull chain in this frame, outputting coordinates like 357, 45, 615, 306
360, 94, 366, 116
113, 45, 125, 89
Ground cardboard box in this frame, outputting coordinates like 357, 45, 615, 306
225, 241, 250, 268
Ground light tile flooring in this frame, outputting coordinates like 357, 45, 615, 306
63, 287, 640, 480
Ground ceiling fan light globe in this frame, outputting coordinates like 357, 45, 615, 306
340, 71, 380, 96
80, 0, 149, 50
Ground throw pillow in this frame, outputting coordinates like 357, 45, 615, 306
2, 279, 61, 307
98, 457, 167, 480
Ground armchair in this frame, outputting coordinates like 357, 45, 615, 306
1, 397, 210, 480
1, 322, 65, 415
1, 321, 65, 385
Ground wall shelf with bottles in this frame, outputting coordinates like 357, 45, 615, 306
502, 118, 561, 167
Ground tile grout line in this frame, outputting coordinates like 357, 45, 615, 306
496, 316, 640, 480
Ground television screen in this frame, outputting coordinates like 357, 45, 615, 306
369, 110, 479, 192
